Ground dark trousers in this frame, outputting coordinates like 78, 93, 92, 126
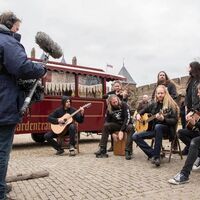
181, 136, 200, 177
0, 124, 16, 200
44, 123, 77, 151
132, 124, 170, 158
178, 128, 200, 153
99, 123, 134, 152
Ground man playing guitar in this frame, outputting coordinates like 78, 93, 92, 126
44, 96, 84, 156
178, 61, 200, 156
168, 83, 200, 185
132, 85, 179, 167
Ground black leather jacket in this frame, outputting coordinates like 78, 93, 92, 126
139, 102, 178, 141
185, 79, 200, 112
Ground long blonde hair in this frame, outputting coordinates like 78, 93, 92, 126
155, 85, 180, 116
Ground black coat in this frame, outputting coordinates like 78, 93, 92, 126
185, 79, 200, 112
105, 102, 132, 132
0, 25, 46, 125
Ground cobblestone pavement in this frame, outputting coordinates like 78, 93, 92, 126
7, 133, 200, 200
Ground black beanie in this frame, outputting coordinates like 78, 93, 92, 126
61, 96, 71, 105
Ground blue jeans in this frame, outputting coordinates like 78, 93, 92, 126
132, 124, 170, 158
0, 124, 16, 200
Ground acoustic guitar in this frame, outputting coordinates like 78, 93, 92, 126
51, 103, 91, 134
135, 109, 168, 133
186, 111, 200, 130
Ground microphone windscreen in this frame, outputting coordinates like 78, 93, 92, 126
35, 32, 63, 59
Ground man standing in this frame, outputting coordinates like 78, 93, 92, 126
44, 96, 84, 156
95, 94, 134, 160
0, 11, 46, 199
152, 71, 177, 100
178, 61, 200, 156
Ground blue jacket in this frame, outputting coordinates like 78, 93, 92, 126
0, 25, 46, 125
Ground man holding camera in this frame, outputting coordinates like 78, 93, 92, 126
0, 11, 46, 199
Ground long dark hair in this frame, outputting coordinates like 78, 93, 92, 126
187, 61, 200, 84
157, 71, 170, 86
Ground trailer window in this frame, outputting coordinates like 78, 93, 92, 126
44, 71, 75, 96
78, 75, 103, 98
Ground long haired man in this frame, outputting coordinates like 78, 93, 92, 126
133, 85, 179, 167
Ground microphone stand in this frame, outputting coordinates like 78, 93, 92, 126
20, 53, 49, 116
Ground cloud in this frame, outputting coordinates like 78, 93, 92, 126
1, 0, 199, 85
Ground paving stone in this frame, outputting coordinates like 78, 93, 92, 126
6, 134, 200, 200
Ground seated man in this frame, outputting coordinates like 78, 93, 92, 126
168, 83, 200, 184
132, 85, 179, 167
95, 94, 134, 160
103, 80, 129, 152
44, 96, 84, 156
178, 117, 200, 156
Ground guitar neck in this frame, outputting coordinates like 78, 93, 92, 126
70, 108, 82, 118
69, 103, 91, 118
146, 115, 156, 123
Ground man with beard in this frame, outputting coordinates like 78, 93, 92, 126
132, 85, 179, 167
178, 61, 200, 159
95, 94, 134, 160
152, 71, 177, 100
0, 11, 46, 199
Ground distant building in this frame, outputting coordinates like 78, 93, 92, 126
61, 55, 66, 64
118, 63, 137, 110
118, 63, 136, 85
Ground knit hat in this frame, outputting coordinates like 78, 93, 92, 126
61, 96, 71, 106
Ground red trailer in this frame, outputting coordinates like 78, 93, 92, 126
15, 58, 126, 142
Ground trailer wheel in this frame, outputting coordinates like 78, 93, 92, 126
31, 133, 45, 143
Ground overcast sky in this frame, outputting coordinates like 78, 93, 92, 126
1, 0, 200, 85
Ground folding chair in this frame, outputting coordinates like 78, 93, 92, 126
162, 130, 183, 162
151, 126, 183, 162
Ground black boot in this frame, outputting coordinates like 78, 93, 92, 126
125, 151, 132, 160
182, 146, 189, 156
6, 184, 12, 193
107, 146, 113, 152
95, 147, 108, 158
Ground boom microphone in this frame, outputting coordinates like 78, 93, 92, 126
35, 31, 63, 59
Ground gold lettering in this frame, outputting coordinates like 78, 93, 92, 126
16, 121, 51, 132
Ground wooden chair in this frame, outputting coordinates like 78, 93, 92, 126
57, 123, 80, 153
112, 132, 127, 156
162, 131, 183, 162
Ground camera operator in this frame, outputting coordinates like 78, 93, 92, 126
0, 11, 46, 199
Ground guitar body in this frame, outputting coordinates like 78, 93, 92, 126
51, 113, 73, 134
186, 111, 200, 130
50, 103, 92, 134
134, 109, 168, 133
135, 113, 149, 132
